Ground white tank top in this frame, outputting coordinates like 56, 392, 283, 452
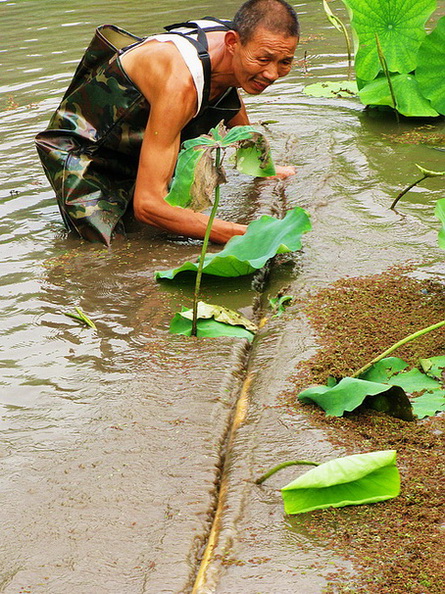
122, 20, 227, 117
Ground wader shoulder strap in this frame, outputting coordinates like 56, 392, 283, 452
164, 18, 233, 119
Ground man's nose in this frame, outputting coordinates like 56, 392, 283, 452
263, 62, 279, 82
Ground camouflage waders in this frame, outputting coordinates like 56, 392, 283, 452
35, 19, 241, 245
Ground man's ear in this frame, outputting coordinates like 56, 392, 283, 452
225, 30, 240, 55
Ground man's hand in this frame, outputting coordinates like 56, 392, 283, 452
269, 165, 296, 179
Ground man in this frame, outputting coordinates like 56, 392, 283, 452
36, 0, 299, 246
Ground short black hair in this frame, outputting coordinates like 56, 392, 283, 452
232, 0, 300, 44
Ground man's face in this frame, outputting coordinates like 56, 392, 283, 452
230, 27, 298, 94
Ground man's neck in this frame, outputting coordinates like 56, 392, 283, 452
207, 31, 238, 99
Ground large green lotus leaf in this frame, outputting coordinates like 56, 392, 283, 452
385, 367, 441, 392
360, 357, 408, 382
411, 390, 445, 419
419, 355, 445, 379
359, 73, 439, 117
298, 376, 412, 418
340, 0, 437, 81
303, 81, 358, 98
434, 198, 445, 249
362, 358, 441, 392
155, 207, 311, 279
169, 307, 254, 341
281, 450, 400, 514
416, 16, 445, 115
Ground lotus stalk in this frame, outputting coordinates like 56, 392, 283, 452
192, 146, 222, 336
255, 459, 319, 485
391, 164, 445, 210
352, 319, 445, 378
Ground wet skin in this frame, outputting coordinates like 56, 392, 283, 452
227, 26, 297, 95
122, 26, 299, 243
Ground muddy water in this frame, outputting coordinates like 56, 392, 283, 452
1, 0, 444, 592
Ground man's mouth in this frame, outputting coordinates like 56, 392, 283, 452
252, 79, 269, 92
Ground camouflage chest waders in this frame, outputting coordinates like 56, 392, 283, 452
35, 19, 241, 245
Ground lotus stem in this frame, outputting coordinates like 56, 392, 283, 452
352, 319, 445, 378
322, 0, 352, 78
64, 307, 97, 329
390, 175, 428, 210
375, 33, 399, 124
255, 460, 319, 484
191, 147, 222, 336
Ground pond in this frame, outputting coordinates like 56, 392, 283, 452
1, 0, 444, 592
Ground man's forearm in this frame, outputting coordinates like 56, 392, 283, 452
134, 201, 246, 243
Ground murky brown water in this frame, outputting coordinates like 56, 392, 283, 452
1, 0, 444, 592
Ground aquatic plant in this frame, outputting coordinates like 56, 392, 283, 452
63, 306, 96, 329
156, 123, 311, 337
298, 320, 445, 419
306, 0, 445, 117
268, 293, 293, 317
257, 450, 400, 514
155, 208, 311, 280
169, 302, 256, 342
322, 0, 352, 74
434, 197, 445, 249
163, 122, 275, 336
391, 164, 445, 210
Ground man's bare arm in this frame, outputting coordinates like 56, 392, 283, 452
123, 43, 247, 243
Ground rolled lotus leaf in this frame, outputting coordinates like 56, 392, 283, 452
281, 450, 400, 514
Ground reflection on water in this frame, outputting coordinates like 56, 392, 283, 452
1, 0, 444, 590
1, 0, 444, 427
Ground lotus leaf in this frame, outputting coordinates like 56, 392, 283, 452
411, 390, 445, 419
298, 376, 413, 420
170, 306, 255, 341
303, 81, 358, 98
419, 355, 445, 379
165, 124, 275, 210
235, 141, 276, 177
165, 146, 213, 210
359, 73, 439, 117
416, 16, 445, 115
155, 207, 311, 279
179, 301, 257, 332
385, 368, 441, 393
340, 0, 437, 81
281, 450, 400, 514
435, 198, 445, 249
360, 357, 408, 382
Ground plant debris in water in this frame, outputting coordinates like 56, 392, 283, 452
383, 125, 445, 146
285, 264, 445, 593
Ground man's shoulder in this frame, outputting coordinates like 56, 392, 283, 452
122, 39, 194, 92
